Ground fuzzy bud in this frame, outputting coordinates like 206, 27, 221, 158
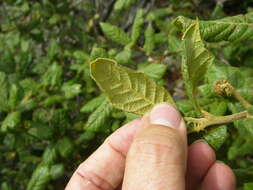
214, 79, 234, 97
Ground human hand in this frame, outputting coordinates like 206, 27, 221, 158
65, 103, 236, 190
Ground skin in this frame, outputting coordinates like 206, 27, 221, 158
65, 103, 236, 190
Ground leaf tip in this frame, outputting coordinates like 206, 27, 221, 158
90, 58, 117, 82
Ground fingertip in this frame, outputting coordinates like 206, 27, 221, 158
150, 103, 182, 129
189, 140, 216, 168
148, 103, 187, 140
201, 162, 236, 190
186, 141, 216, 190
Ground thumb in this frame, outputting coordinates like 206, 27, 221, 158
122, 103, 187, 190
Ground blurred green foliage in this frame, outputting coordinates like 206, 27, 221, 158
1, 0, 253, 189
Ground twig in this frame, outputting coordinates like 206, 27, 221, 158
123, 0, 150, 30
186, 110, 248, 133
185, 79, 253, 133
214, 79, 252, 109
101, 0, 116, 22
232, 90, 252, 109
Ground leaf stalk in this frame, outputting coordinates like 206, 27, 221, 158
231, 89, 252, 109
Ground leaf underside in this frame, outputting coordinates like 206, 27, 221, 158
90, 58, 176, 115
174, 13, 253, 42
182, 21, 214, 112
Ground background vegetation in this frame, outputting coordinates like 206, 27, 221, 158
1, 0, 253, 189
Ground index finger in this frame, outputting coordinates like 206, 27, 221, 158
65, 118, 143, 190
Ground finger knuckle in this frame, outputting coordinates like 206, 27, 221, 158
129, 126, 185, 165
74, 163, 114, 190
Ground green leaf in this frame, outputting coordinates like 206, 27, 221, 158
3, 134, 15, 149
112, 110, 125, 119
198, 84, 215, 98
137, 62, 168, 81
247, 106, 253, 115
176, 100, 194, 114
211, 2, 226, 19
0, 52, 16, 74
228, 118, 253, 160
42, 145, 58, 165
209, 101, 228, 116
80, 95, 106, 113
115, 47, 132, 64
114, 0, 138, 11
41, 62, 63, 88
100, 22, 130, 45
85, 98, 113, 132
90, 58, 175, 115
244, 183, 253, 190
111, 120, 121, 131
0, 72, 9, 112
155, 33, 167, 44
71, 50, 90, 64
130, 9, 144, 46
61, 82, 82, 99
0, 182, 12, 190
50, 164, 64, 180
147, 7, 173, 21
234, 167, 253, 187
90, 46, 107, 61
228, 136, 253, 160
56, 137, 74, 158
182, 21, 214, 112
8, 84, 24, 110
27, 164, 51, 190
124, 112, 139, 123
21, 39, 30, 52
143, 24, 155, 55
177, 98, 215, 117
42, 95, 64, 107
168, 34, 182, 52
18, 98, 38, 112
76, 131, 96, 145
28, 123, 54, 140
48, 13, 61, 25
241, 118, 253, 137
47, 39, 59, 60
1, 111, 22, 132
174, 13, 253, 42
20, 78, 39, 96
203, 125, 228, 150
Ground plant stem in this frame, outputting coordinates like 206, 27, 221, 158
232, 90, 252, 109
188, 80, 253, 133
214, 79, 252, 109
185, 111, 248, 133
205, 111, 247, 126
